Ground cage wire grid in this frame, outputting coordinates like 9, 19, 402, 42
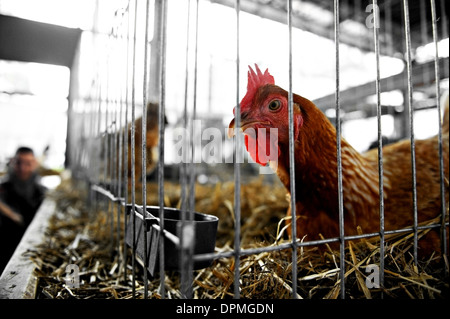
68, 0, 449, 299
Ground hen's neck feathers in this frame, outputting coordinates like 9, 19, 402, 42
276, 94, 380, 219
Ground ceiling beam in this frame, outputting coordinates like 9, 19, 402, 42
210, 0, 441, 56
0, 14, 81, 68
313, 57, 449, 112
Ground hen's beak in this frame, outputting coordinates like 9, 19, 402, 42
228, 117, 267, 138
227, 118, 235, 138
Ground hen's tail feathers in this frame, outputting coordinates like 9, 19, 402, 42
443, 92, 449, 135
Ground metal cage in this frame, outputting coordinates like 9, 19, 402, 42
67, 0, 449, 299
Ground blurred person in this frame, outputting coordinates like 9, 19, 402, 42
0, 147, 46, 274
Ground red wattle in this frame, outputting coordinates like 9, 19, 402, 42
244, 133, 279, 166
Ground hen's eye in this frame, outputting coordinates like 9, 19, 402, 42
268, 100, 281, 111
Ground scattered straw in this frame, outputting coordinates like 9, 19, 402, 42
27, 178, 449, 299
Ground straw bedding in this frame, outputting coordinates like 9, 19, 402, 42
28, 177, 448, 299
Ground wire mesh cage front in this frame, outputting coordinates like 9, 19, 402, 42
54, 0, 450, 299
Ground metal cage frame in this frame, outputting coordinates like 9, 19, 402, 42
69, 0, 449, 299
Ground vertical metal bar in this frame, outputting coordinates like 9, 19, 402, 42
123, 0, 131, 284
189, 0, 199, 236
184, 0, 199, 298
372, 0, 385, 294
142, 0, 151, 299
115, 12, 124, 264
112, 67, 119, 261
110, 119, 115, 253
430, 0, 448, 260
94, 77, 101, 188
402, 0, 419, 266
95, 69, 102, 187
334, 0, 345, 299
97, 73, 103, 149
111, 24, 119, 254
96, 84, 101, 184
104, 35, 115, 256
88, 80, 100, 183
233, 0, 241, 300
181, 0, 191, 217
130, 0, 138, 298
158, 0, 168, 299
116, 133, 120, 258
87, 77, 95, 182
103, 84, 109, 189
188, 0, 199, 233
117, 83, 123, 278
180, 0, 193, 299
287, 0, 298, 299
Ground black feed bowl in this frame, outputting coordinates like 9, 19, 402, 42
125, 205, 219, 275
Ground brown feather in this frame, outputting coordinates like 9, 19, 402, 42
277, 93, 449, 254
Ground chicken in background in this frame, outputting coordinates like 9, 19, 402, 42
127, 102, 167, 182
99, 102, 167, 185
228, 65, 449, 255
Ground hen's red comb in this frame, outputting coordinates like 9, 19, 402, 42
239, 64, 275, 112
